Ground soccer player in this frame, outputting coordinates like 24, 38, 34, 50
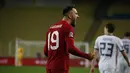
43, 5, 94, 73
116, 32, 130, 73
90, 23, 130, 73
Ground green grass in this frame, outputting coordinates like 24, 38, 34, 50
0, 66, 99, 73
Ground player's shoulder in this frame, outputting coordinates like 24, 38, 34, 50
47, 20, 65, 31
110, 36, 122, 43
50, 20, 71, 28
61, 21, 72, 28
61, 21, 74, 32
122, 38, 127, 41
96, 35, 117, 41
96, 35, 105, 39
113, 36, 121, 40
47, 20, 74, 33
94, 35, 104, 42
122, 38, 130, 43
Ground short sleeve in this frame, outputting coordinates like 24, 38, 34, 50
116, 37, 124, 52
94, 38, 99, 50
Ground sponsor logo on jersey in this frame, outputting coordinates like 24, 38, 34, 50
69, 32, 73, 38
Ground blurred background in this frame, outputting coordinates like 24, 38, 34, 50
0, 0, 130, 73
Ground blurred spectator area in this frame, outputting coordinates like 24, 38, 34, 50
5, 0, 71, 7
0, 0, 5, 8
107, 0, 130, 19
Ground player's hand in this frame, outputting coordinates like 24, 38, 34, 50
90, 67, 94, 73
88, 52, 95, 61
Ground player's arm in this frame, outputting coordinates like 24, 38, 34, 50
121, 50, 130, 66
90, 49, 99, 73
90, 37, 100, 73
64, 25, 94, 60
43, 32, 48, 57
90, 61, 95, 73
65, 37, 94, 60
43, 42, 48, 57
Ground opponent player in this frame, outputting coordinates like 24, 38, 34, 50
43, 5, 94, 73
90, 23, 130, 73
116, 32, 130, 73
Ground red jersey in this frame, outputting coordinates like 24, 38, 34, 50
44, 20, 90, 70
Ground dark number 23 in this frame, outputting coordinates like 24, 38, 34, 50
100, 43, 114, 57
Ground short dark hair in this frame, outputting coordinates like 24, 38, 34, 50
105, 23, 115, 33
63, 5, 75, 16
124, 32, 130, 37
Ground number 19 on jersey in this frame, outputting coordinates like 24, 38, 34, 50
48, 31, 59, 50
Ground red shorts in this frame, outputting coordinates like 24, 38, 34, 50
46, 69, 68, 73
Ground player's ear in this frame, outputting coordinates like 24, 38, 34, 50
67, 11, 73, 19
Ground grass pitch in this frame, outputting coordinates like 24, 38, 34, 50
0, 66, 99, 73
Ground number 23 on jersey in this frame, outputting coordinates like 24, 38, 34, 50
100, 42, 114, 57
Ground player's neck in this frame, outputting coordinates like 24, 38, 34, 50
106, 33, 113, 36
62, 17, 72, 25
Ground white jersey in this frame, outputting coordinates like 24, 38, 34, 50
94, 35, 124, 71
118, 38, 130, 59
122, 38, 130, 58
117, 38, 130, 73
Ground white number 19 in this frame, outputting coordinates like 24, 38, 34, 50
48, 31, 59, 50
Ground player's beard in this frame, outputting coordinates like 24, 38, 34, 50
71, 20, 76, 27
